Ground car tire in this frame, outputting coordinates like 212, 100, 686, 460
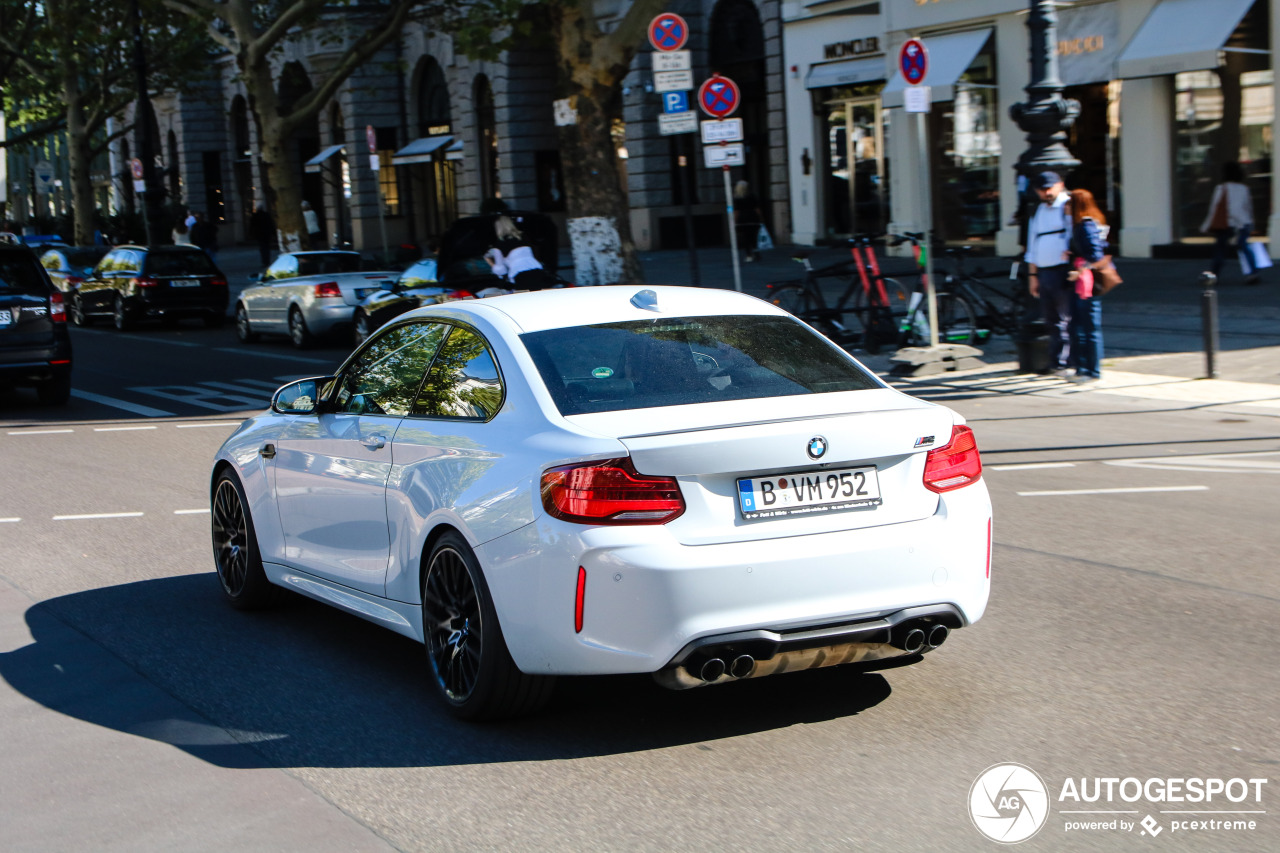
70, 295, 91, 327
235, 304, 259, 343
211, 470, 280, 610
288, 307, 313, 349
112, 295, 133, 331
36, 374, 71, 406
353, 311, 371, 347
422, 531, 554, 720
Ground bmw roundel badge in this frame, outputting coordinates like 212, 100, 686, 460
807, 436, 827, 460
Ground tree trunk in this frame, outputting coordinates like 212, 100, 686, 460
62, 64, 96, 246
551, 4, 646, 286
241, 52, 305, 253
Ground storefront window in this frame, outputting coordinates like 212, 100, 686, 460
1172, 6, 1272, 241
817, 82, 889, 239
932, 39, 1000, 244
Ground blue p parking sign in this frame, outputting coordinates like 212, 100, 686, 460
662, 91, 689, 114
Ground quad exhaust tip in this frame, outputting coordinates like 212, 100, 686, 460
700, 658, 726, 682
927, 623, 949, 649
729, 655, 756, 679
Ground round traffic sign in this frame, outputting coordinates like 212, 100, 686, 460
899, 38, 928, 86
697, 74, 740, 119
366, 125, 377, 154
130, 158, 144, 180
648, 13, 689, 52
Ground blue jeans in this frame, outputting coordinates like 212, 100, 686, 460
1037, 265, 1072, 370
1071, 294, 1103, 378
1211, 226, 1253, 276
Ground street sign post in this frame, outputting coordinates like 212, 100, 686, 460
652, 50, 691, 72
898, 38, 938, 348
659, 113, 698, 136
129, 158, 145, 193
648, 13, 689, 52
34, 161, 55, 196
703, 143, 745, 168
662, 91, 690, 114
899, 38, 929, 86
654, 69, 695, 93
700, 118, 744, 144
697, 74, 740, 118
365, 125, 377, 154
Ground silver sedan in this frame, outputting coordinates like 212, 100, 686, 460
235, 251, 398, 347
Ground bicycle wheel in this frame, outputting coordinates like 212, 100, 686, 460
768, 284, 812, 317
900, 291, 979, 347
770, 283, 846, 342
848, 276, 910, 353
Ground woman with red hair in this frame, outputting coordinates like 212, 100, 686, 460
1068, 189, 1108, 382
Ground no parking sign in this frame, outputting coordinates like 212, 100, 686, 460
697, 75, 740, 119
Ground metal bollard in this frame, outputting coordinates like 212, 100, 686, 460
1199, 271, 1219, 379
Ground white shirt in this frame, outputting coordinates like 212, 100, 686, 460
1200, 182, 1253, 231
1024, 191, 1072, 268
487, 245, 542, 282
303, 209, 320, 234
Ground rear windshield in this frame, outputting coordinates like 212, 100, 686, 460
297, 253, 361, 276
64, 248, 109, 267
145, 251, 220, 276
521, 315, 879, 415
0, 254, 51, 296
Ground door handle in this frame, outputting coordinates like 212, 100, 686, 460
259, 442, 276, 459
362, 434, 387, 450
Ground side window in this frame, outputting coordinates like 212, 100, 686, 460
264, 255, 298, 281
333, 322, 447, 417
95, 251, 119, 274
399, 259, 438, 289
413, 327, 504, 420
119, 251, 141, 274
41, 254, 60, 272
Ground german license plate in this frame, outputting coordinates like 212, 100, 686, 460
737, 466, 881, 519
171, 279, 200, 287
0, 310, 11, 326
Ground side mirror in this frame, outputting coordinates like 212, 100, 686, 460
271, 376, 334, 415
247, 272, 262, 283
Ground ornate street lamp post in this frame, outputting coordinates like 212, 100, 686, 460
1010, 0, 1080, 184
130, 0, 166, 245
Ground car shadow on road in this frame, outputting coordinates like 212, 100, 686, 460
2, 575, 897, 770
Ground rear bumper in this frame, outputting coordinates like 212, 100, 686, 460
478, 482, 992, 676
132, 291, 228, 317
303, 301, 357, 335
0, 339, 71, 384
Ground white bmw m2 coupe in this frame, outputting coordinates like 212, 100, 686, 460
210, 285, 991, 719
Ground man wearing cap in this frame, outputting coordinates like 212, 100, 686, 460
1024, 171, 1074, 376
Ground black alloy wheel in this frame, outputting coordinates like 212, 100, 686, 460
422, 532, 553, 719
211, 472, 278, 609
236, 304, 258, 343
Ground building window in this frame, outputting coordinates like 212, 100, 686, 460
376, 127, 400, 216
932, 35, 1000, 243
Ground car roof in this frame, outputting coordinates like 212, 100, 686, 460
411, 285, 783, 334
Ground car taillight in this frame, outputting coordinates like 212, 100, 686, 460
923, 424, 982, 493
314, 281, 341, 298
541, 457, 685, 524
131, 275, 158, 288
65, 275, 83, 287
210, 278, 227, 287
49, 290, 66, 322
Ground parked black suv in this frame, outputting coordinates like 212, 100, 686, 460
0, 237, 72, 405
74, 245, 229, 329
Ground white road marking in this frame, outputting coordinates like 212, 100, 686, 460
988, 462, 1078, 472
1106, 451, 1280, 474
202, 381, 276, 396
1018, 486, 1209, 497
7, 429, 73, 435
237, 378, 292, 389
53, 512, 145, 521
0, 517, 20, 523
93, 425, 158, 432
128, 384, 263, 411
212, 346, 333, 365
70, 389, 175, 417
175, 422, 241, 429
174, 508, 209, 515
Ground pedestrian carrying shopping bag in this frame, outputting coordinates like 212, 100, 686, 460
1241, 241, 1273, 271
756, 224, 774, 252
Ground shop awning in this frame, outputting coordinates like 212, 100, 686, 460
1117, 0, 1261, 79
303, 144, 345, 174
391, 135, 454, 165
881, 29, 992, 108
805, 56, 885, 90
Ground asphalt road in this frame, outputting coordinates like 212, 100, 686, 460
1, 321, 1278, 851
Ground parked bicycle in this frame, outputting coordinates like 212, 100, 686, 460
766, 234, 915, 353
899, 246, 1032, 347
